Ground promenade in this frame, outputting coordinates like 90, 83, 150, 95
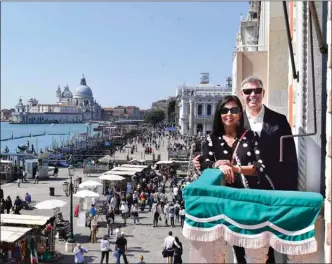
1, 137, 190, 263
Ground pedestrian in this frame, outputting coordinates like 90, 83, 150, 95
5, 196, 12, 214
106, 209, 114, 237
179, 206, 185, 228
136, 255, 146, 264
73, 243, 88, 264
115, 231, 128, 264
120, 201, 128, 225
34, 171, 39, 184
17, 177, 22, 187
22, 168, 27, 182
131, 203, 139, 225
115, 225, 122, 239
173, 236, 183, 264
163, 231, 175, 264
90, 216, 99, 243
100, 235, 111, 264
168, 204, 175, 227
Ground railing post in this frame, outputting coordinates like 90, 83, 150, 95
213, 237, 227, 264
189, 238, 227, 263
245, 247, 269, 263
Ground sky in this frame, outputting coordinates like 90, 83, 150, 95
1, 2, 248, 110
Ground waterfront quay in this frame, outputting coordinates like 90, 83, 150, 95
0, 139, 190, 263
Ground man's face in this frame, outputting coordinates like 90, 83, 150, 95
241, 81, 264, 110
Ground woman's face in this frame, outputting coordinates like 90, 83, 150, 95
220, 101, 241, 127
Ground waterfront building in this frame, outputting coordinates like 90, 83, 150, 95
101, 106, 141, 121
0, 109, 15, 121
176, 73, 232, 136
11, 75, 102, 124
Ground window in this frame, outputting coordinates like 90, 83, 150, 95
207, 104, 212, 116
197, 104, 202, 116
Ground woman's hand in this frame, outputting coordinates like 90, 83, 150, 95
214, 160, 230, 167
219, 165, 235, 184
192, 155, 201, 169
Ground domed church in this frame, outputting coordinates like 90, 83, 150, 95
56, 75, 102, 121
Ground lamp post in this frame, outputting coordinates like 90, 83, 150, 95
62, 165, 79, 251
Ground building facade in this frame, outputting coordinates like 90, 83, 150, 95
232, 1, 289, 116
176, 73, 232, 136
101, 106, 141, 121
231, 1, 331, 262
11, 75, 102, 124
287, 1, 331, 262
1, 109, 15, 121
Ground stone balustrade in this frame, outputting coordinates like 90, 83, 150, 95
182, 169, 324, 263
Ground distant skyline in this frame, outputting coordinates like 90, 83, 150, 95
1, 2, 248, 109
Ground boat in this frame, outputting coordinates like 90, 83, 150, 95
17, 145, 28, 151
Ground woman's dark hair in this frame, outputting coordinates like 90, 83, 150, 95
175, 236, 180, 243
212, 95, 244, 136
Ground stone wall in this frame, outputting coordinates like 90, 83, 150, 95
324, 1, 332, 262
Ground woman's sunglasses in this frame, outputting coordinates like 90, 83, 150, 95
220, 107, 241, 115
242, 88, 263, 95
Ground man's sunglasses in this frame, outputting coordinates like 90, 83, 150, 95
220, 107, 241, 115
242, 88, 263, 95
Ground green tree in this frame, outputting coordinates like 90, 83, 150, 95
167, 99, 177, 125
144, 110, 165, 125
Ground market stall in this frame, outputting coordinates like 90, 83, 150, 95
0, 214, 61, 262
0, 226, 31, 264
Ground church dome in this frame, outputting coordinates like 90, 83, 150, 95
74, 75, 93, 99
62, 86, 73, 98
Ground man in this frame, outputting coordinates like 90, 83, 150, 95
193, 76, 298, 190
115, 231, 128, 264
192, 76, 298, 263
163, 231, 175, 264
73, 243, 88, 264
89, 204, 96, 217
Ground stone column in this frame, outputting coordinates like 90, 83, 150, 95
325, 2, 332, 263
245, 247, 269, 263
189, 238, 227, 263
189, 99, 195, 136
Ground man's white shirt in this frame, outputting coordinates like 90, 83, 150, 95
164, 236, 175, 249
246, 105, 265, 136
173, 187, 179, 196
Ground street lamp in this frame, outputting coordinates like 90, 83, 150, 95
62, 165, 79, 246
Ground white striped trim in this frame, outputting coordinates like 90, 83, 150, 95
182, 221, 318, 255
185, 213, 315, 236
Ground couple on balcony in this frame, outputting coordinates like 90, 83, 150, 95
192, 76, 298, 263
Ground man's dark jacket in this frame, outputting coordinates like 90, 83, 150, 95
244, 106, 299, 191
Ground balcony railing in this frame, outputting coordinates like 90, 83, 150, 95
194, 114, 213, 120
182, 169, 323, 263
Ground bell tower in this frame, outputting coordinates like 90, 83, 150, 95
56, 85, 61, 103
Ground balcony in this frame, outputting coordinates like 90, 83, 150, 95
182, 169, 323, 263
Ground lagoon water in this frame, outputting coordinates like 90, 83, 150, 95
0, 122, 97, 153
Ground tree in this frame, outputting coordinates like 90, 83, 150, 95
144, 110, 165, 125
167, 99, 177, 125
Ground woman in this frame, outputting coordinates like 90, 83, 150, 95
5, 196, 12, 214
201, 95, 274, 263
90, 216, 99, 243
131, 203, 139, 224
173, 236, 183, 264
201, 95, 275, 190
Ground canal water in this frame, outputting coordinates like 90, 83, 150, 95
0, 122, 98, 153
